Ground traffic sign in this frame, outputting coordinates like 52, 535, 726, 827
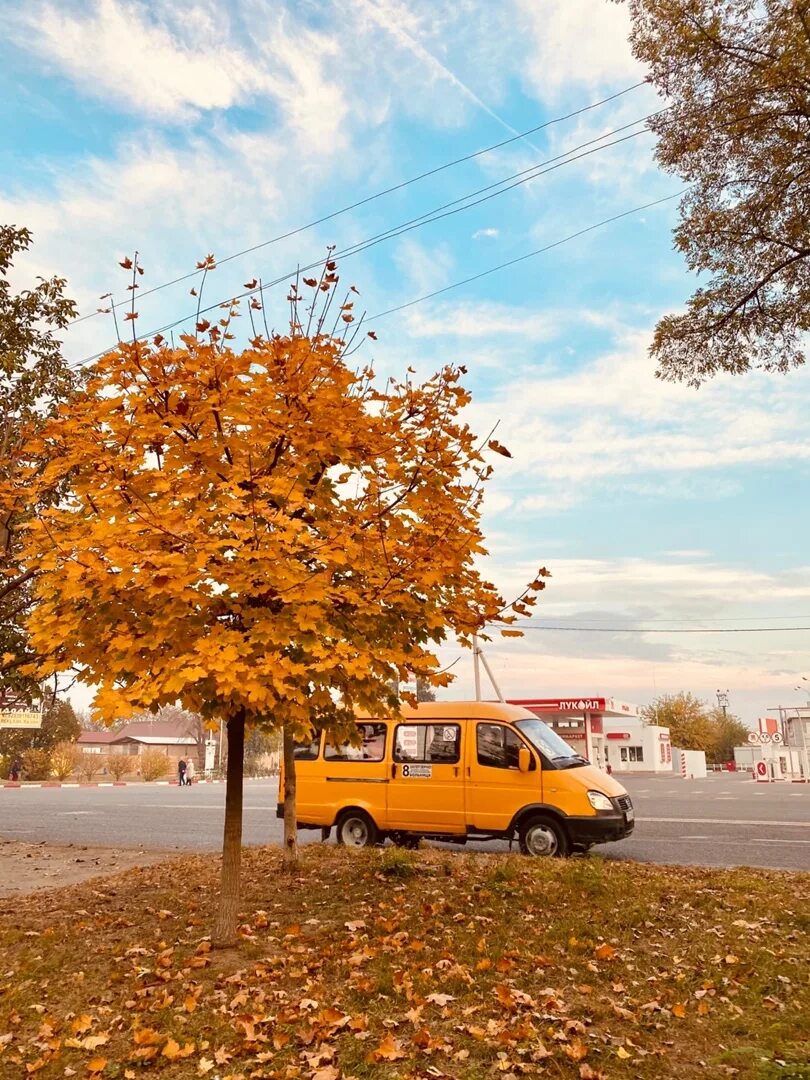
755, 761, 768, 779
759, 733, 771, 744
771, 731, 784, 744
747, 731, 760, 744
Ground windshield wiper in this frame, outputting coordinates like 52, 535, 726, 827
553, 754, 588, 769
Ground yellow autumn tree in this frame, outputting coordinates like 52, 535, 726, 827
20, 270, 546, 946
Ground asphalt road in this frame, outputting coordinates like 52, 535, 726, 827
1, 773, 808, 871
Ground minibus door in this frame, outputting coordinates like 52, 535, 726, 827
465, 722, 541, 832
388, 722, 465, 834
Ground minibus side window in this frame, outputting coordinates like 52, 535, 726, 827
477, 724, 534, 770
324, 722, 387, 761
293, 734, 321, 761
394, 724, 461, 764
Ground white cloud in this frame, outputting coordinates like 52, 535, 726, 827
393, 238, 456, 295
14, 0, 264, 118
462, 326, 810, 499
11, 0, 348, 145
406, 301, 555, 341
516, 0, 644, 100
473, 227, 499, 239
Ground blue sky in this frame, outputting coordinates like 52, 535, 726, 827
3, 0, 810, 725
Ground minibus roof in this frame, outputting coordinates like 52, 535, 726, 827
396, 701, 538, 723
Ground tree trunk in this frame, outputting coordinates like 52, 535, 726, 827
282, 725, 299, 870
212, 710, 245, 948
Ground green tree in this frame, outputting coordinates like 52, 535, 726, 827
642, 692, 717, 750
1, 225, 78, 701
620, 0, 810, 384
642, 692, 751, 762
708, 707, 750, 765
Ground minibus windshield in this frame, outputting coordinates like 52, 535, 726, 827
514, 719, 587, 768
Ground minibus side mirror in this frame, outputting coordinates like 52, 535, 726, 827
518, 747, 531, 773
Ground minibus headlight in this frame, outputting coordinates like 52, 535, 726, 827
587, 791, 613, 811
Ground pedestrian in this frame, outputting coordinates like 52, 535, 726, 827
9, 759, 21, 781
177, 757, 187, 786
185, 758, 195, 785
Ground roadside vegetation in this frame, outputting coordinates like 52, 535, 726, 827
1, 847, 807, 1079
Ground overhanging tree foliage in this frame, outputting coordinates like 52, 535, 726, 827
620, 0, 810, 384
1, 225, 78, 701
19, 269, 547, 946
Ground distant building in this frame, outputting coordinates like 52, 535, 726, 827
506, 696, 672, 773
78, 719, 199, 762
733, 709, 810, 780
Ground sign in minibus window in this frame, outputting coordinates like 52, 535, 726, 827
477, 724, 524, 769
325, 723, 387, 761
394, 724, 460, 764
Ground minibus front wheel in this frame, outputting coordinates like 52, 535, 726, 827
518, 815, 569, 858
336, 809, 379, 848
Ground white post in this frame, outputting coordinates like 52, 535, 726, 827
478, 647, 505, 703
472, 635, 482, 701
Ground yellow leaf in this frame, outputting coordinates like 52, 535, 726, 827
71, 1014, 93, 1035
162, 1038, 181, 1060
367, 1034, 406, 1062
594, 943, 616, 961
87, 1058, 107, 1074
197, 1059, 215, 1076
616, 1046, 631, 1060
672, 1002, 687, 1018
133, 1029, 162, 1045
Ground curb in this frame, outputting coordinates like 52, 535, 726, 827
0, 778, 229, 789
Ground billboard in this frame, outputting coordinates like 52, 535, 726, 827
0, 709, 43, 730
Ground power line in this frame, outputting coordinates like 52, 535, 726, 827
73, 123, 667, 368
526, 614, 810, 624
72, 81, 647, 325
510, 624, 810, 634
367, 189, 684, 322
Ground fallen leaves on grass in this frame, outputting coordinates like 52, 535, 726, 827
0, 847, 808, 1079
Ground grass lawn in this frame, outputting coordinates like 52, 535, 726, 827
1, 846, 808, 1079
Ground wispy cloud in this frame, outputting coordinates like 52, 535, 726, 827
347, 0, 532, 140
10, 0, 348, 145
473, 227, 499, 239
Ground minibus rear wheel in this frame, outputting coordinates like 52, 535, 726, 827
518, 815, 569, 857
336, 809, 379, 848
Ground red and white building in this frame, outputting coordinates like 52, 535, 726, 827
506, 696, 672, 773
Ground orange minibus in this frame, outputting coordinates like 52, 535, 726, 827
277, 701, 634, 856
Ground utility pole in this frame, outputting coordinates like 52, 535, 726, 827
472, 634, 482, 701
472, 635, 505, 703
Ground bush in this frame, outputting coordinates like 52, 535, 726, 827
50, 741, 80, 780
105, 754, 130, 780
21, 747, 52, 781
76, 754, 103, 781
140, 748, 170, 782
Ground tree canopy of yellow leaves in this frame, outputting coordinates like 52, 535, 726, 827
21, 326, 540, 739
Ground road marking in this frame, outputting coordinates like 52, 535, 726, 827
56, 811, 97, 816
632, 837, 810, 846
638, 816, 810, 827
136, 803, 267, 810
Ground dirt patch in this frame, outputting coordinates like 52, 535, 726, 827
0, 838, 170, 895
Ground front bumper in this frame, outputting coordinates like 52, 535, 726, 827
567, 812, 634, 844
